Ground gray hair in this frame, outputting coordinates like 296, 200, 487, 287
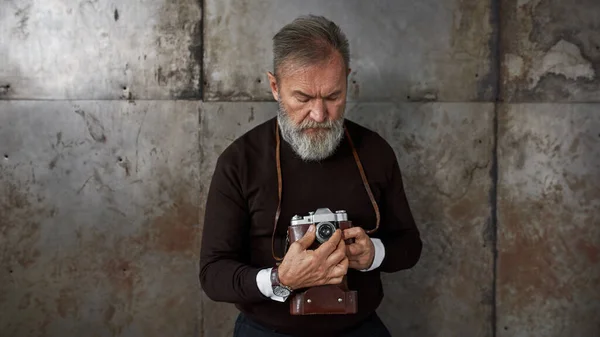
272, 15, 350, 79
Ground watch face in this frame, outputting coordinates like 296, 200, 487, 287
273, 286, 291, 297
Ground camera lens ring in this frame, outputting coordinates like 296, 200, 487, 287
315, 222, 336, 243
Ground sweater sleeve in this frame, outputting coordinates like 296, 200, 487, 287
199, 147, 268, 303
377, 151, 423, 273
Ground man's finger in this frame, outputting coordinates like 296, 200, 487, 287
294, 225, 316, 250
346, 243, 363, 257
330, 231, 346, 258
325, 239, 346, 266
341, 256, 349, 269
329, 257, 349, 278
327, 277, 343, 285
348, 261, 361, 270
315, 229, 342, 258
340, 256, 349, 273
343, 227, 366, 240
325, 247, 345, 267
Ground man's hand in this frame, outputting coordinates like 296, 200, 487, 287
277, 225, 349, 290
343, 227, 375, 270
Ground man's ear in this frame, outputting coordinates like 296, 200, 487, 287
267, 71, 279, 101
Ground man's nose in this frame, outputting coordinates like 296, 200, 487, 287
309, 99, 326, 123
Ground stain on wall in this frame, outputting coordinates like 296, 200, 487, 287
497, 105, 600, 337
501, 0, 600, 101
0, 101, 201, 337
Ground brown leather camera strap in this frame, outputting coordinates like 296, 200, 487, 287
342, 126, 381, 234
271, 121, 380, 261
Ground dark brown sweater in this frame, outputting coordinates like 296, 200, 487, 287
199, 117, 422, 336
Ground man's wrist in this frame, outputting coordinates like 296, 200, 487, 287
368, 247, 376, 269
271, 266, 293, 297
256, 268, 288, 302
361, 238, 385, 272
274, 266, 289, 287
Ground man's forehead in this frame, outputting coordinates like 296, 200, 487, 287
281, 76, 344, 96
278, 59, 346, 90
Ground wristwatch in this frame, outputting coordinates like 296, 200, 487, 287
270, 266, 293, 297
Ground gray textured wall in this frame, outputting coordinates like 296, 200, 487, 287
1, 1, 598, 337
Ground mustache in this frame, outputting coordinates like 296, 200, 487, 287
296, 119, 336, 130
277, 98, 343, 131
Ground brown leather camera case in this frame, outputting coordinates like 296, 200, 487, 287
286, 221, 358, 315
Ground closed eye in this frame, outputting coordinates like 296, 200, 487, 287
325, 91, 342, 100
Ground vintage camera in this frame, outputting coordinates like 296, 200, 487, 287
288, 208, 354, 248
285, 208, 357, 315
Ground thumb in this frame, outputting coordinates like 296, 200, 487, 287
295, 225, 316, 250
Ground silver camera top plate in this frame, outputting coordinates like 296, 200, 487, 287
290, 208, 348, 226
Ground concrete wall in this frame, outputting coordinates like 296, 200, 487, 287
0, 1, 598, 337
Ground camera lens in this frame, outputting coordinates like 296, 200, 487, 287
316, 222, 336, 243
319, 226, 332, 238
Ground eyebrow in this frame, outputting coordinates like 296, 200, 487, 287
325, 90, 342, 98
292, 90, 341, 99
292, 90, 312, 98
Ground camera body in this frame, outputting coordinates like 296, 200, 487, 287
288, 208, 354, 248
285, 208, 357, 315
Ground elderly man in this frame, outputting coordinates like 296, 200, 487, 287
199, 15, 422, 337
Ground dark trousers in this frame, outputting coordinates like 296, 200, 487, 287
233, 312, 392, 337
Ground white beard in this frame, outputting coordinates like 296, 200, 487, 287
276, 99, 345, 162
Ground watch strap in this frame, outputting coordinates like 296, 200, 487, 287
270, 266, 281, 286
271, 266, 292, 291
